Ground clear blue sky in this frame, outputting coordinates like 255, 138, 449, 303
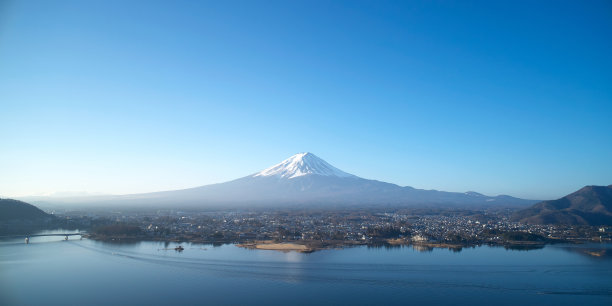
1, 0, 611, 200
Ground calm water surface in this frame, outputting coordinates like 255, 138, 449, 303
1, 231, 611, 305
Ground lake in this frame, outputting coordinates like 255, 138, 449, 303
1, 231, 611, 306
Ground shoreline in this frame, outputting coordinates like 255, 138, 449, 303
83, 234, 597, 253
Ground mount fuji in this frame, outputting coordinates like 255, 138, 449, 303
24, 152, 537, 209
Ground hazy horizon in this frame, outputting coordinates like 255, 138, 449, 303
1, 1, 611, 200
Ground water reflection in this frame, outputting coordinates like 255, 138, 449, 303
450, 247, 463, 253
556, 244, 612, 260
411, 245, 433, 252
283, 251, 304, 263
504, 244, 545, 251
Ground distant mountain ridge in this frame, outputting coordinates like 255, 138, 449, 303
23, 152, 537, 209
512, 185, 612, 225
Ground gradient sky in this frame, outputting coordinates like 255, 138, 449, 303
1, 0, 611, 200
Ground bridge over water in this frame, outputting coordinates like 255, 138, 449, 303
0, 233, 87, 243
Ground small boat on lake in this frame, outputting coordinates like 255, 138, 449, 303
174, 246, 184, 251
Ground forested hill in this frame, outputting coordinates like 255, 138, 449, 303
0, 198, 51, 221
512, 185, 612, 225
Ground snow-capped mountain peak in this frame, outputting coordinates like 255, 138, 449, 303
253, 152, 355, 179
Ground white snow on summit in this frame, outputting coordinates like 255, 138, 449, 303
253, 152, 355, 179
